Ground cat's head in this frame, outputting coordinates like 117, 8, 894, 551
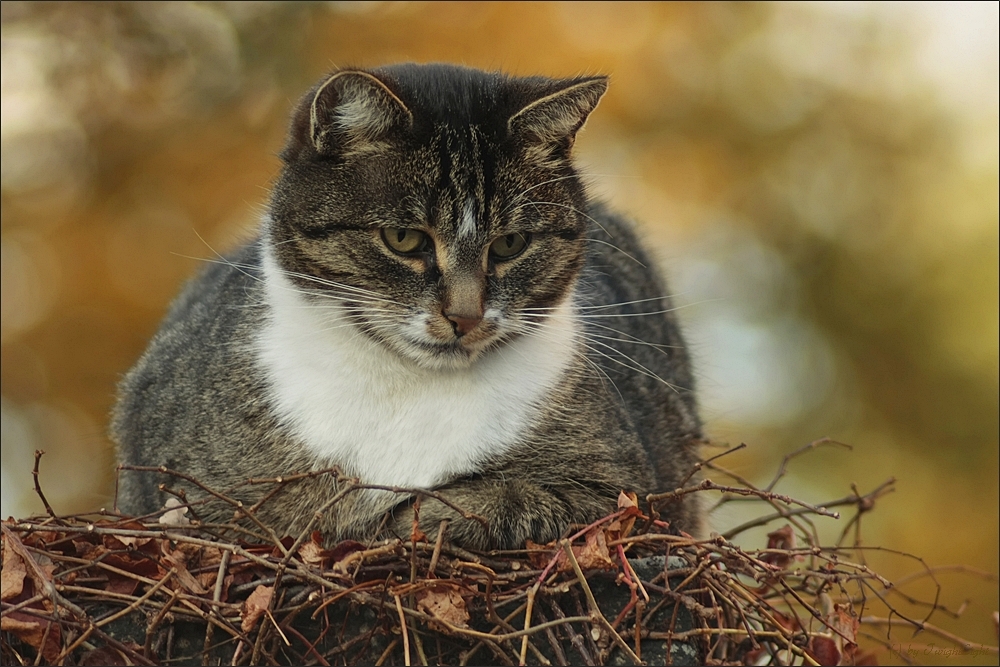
267, 63, 606, 369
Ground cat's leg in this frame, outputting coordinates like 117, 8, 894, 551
385, 466, 642, 551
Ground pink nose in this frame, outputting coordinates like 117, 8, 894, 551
445, 312, 482, 337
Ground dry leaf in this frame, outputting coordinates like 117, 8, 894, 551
299, 536, 325, 566
525, 531, 615, 573
298, 535, 366, 570
1, 611, 62, 663
105, 574, 141, 596
1, 542, 28, 601
417, 584, 469, 629
743, 647, 766, 664
766, 525, 796, 550
101, 520, 153, 549
807, 635, 840, 666
771, 610, 800, 633
3, 531, 55, 605
79, 646, 129, 666
410, 520, 428, 543
33, 551, 57, 581
162, 548, 208, 595
830, 603, 858, 642
326, 540, 364, 564
72, 539, 105, 561
270, 536, 295, 558
103, 551, 161, 581
18, 530, 59, 549
196, 547, 225, 590
241, 584, 274, 632
158, 498, 191, 526
525, 539, 558, 570
614, 491, 643, 538
617, 490, 638, 510
175, 567, 207, 595
761, 525, 797, 569
574, 530, 615, 571
829, 603, 859, 665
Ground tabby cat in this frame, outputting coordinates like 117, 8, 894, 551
113, 63, 702, 549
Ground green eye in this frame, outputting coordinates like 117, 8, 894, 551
382, 227, 430, 255
489, 233, 529, 260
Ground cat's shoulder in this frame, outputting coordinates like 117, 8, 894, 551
157, 238, 264, 329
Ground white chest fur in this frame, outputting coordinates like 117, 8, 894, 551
255, 250, 578, 489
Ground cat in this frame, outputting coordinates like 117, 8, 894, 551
112, 63, 703, 550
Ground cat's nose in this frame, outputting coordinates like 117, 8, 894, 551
445, 311, 482, 337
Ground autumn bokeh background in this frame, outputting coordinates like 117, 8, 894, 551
2, 2, 997, 661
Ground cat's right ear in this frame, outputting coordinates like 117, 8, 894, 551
282, 71, 412, 161
508, 76, 608, 152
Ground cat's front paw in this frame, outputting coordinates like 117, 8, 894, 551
385, 481, 573, 551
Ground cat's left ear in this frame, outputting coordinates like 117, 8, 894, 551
283, 70, 412, 160
509, 76, 608, 150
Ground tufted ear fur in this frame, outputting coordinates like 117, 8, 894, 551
508, 77, 608, 150
285, 70, 412, 160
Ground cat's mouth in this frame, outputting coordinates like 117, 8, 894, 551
395, 337, 481, 369
391, 316, 509, 369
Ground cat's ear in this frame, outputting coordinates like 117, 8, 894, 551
284, 70, 412, 160
508, 77, 608, 150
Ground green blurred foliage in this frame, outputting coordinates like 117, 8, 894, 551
2, 3, 996, 661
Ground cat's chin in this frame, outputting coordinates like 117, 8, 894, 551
393, 337, 497, 371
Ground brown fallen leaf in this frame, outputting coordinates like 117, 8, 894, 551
525, 530, 615, 573
574, 529, 616, 571
417, 583, 470, 629
72, 538, 106, 561
101, 520, 153, 550
525, 539, 557, 570
770, 610, 800, 633
17, 529, 60, 549
326, 539, 365, 565
410, 512, 427, 543
1, 611, 62, 663
1, 539, 28, 601
79, 646, 130, 666
742, 646, 768, 665
161, 548, 208, 595
299, 535, 325, 566
31, 550, 56, 581
241, 584, 274, 633
158, 498, 191, 526
103, 551, 162, 581
807, 635, 841, 666
105, 574, 141, 597
196, 546, 225, 590
2, 527, 56, 606
617, 490, 638, 510
761, 525, 797, 569
270, 536, 295, 558
612, 491, 643, 539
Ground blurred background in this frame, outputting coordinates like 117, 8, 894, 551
1, 2, 996, 661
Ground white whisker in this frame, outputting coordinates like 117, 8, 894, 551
524, 293, 687, 312
507, 198, 614, 239
516, 318, 682, 394
510, 320, 626, 404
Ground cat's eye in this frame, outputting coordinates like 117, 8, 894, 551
489, 233, 530, 260
382, 227, 431, 255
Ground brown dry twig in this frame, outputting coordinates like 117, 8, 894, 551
30, 451, 58, 522
2, 445, 994, 666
